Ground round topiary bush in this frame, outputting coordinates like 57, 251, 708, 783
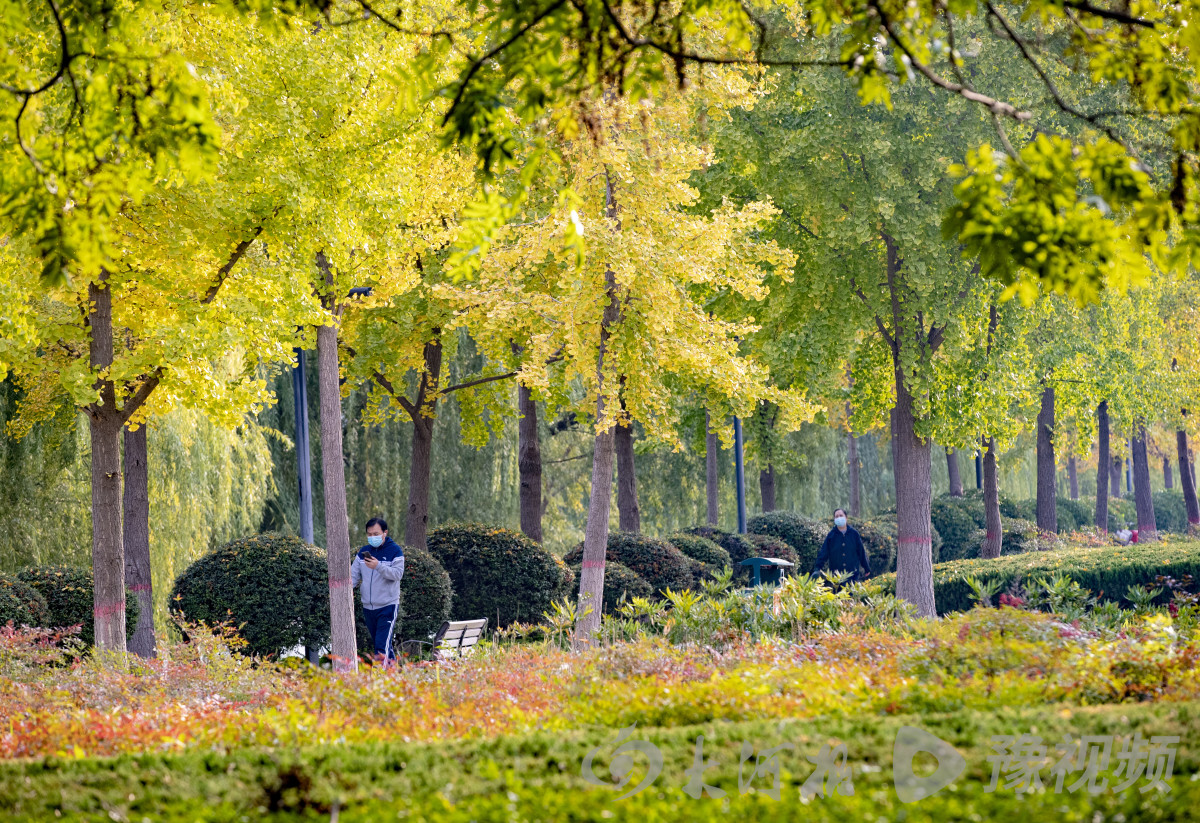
931, 497, 978, 558
1152, 491, 1188, 533
1055, 497, 1080, 533
1058, 497, 1093, 531
666, 533, 732, 569
566, 559, 653, 612
428, 524, 575, 628
745, 533, 799, 567
0, 573, 50, 629
956, 517, 1040, 560
564, 532, 693, 595
171, 533, 330, 657
1107, 497, 1138, 531
17, 566, 140, 647
397, 544, 453, 643
746, 512, 826, 570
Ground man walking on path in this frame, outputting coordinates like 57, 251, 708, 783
352, 517, 405, 664
812, 508, 872, 583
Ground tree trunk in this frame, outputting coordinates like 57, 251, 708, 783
315, 263, 356, 672
576, 168, 622, 646
1068, 454, 1079, 500
705, 411, 719, 526
87, 277, 127, 655
122, 425, 155, 658
945, 448, 963, 497
1131, 425, 1158, 540
892, 372, 937, 618
1035, 384, 1058, 534
1111, 455, 1123, 499
1164, 456, 1174, 490
1096, 401, 1110, 531
517, 383, 543, 543
759, 464, 777, 512
405, 337, 442, 551
1178, 428, 1200, 530
981, 436, 1003, 559
614, 401, 641, 533
847, 431, 861, 517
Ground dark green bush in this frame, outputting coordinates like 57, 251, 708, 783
565, 559, 653, 612
17, 566, 139, 646
428, 524, 574, 628
666, 533, 732, 569
1058, 497, 1093, 530
875, 538, 1200, 614
0, 573, 49, 629
999, 496, 1036, 521
171, 534, 330, 657
1152, 491, 1188, 534
398, 544, 453, 642
931, 497, 978, 557
745, 512, 826, 570
947, 517, 1040, 562
745, 533, 799, 567
1107, 496, 1138, 531
564, 532, 693, 595
687, 527, 759, 569
1055, 497, 1081, 532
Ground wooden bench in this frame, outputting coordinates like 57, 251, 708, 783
401, 618, 488, 660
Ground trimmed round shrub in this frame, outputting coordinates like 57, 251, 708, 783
171, 533, 330, 657
564, 532, 693, 595
686, 527, 759, 568
1107, 496, 1138, 531
398, 544, 453, 642
953, 517, 1040, 561
17, 566, 139, 646
428, 524, 575, 628
1152, 491, 1188, 533
566, 560, 652, 612
1058, 497, 1093, 531
931, 497, 978, 557
1055, 497, 1080, 533
0, 573, 50, 629
745, 534, 799, 567
746, 512, 826, 570
667, 533, 732, 569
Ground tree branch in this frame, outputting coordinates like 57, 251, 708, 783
1061, 0, 1155, 28
201, 226, 264, 305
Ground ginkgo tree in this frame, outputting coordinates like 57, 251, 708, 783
443, 88, 806, 641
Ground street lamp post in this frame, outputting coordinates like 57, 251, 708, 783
733, 415, 747, 534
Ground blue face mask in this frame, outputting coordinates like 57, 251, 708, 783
834, 516, 847, 529
367, 535, 384, 548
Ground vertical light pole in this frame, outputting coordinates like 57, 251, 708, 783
975, 450, 982, 490
733, 415, 747, 534
293, 287, 371, 546
292, 347, 314, 544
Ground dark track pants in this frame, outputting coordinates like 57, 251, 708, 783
362, 604, 398, 662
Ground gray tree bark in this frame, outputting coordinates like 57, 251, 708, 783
847, 431, 861, 517
1111, 455, 1123, 499
705, 411, 719, 526
1068, 454, 1079, 500
517, 383, 543, 543
1164, 456, 1174, 490
1096, 401, 1111, 531
981, 436, 1003, 559
316, 257, 357, 672
946, 448, 963, 497
123, 425, 155, 658
1178, 428, 1200, 530
893, 371, 936, 617
1035, 384, 1058, 534
1131, 425, 1158, 540
614, 398, 641, 533
87, 276, 128, 655
759, 464, 777, 512
576, 168, 622, 646
404, 337, 442, 551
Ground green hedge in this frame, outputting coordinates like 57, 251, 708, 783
17, 566, 140, 647
745, 533, 799, 567
685, 527, 759, 571
930, 496, 978, 555
565, 559, 652, 612
875, 538, 1200, 614
171, 534, 330, 657
1152, 491, 1189, 534
942, 518, 1039, 562
398, 544, 453, 642
564, 533, 692, 595
666, 533, 732, 569
428, 525, 574, 628
3, 704, 1198, 822
0, 573, 49, 630
745, 512, 825, 570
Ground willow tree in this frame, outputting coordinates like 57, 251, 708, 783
447, 89, 804, 642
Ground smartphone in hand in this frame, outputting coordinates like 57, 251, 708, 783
360, 550, 375, 562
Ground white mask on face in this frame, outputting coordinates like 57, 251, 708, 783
367, 535, 384, 548
834, 516, 847, 528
